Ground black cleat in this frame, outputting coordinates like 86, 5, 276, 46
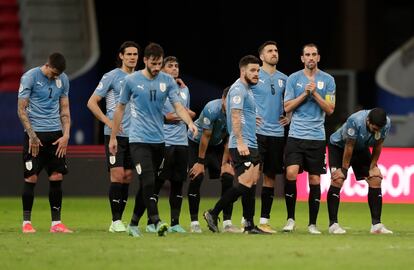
243, 225, 271, 235
203, 210, 219, 233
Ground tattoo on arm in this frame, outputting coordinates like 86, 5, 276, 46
231, 109, 242, 141
17, 98, 36, 139
59, 97, 71, 137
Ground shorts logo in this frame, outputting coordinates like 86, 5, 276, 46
160, 83, 166, 92
232, 95, 241, 104
97, 82, 104, 90
203, 117, 211, 125
56, 79, 62, 88
330, 167, 337, 173
25, 161, 33, 171
347, 128, 355, 136
135, 163, 142, 175
109, 155, 116, 165
244, 161, 252, 167
317, 81, 324, 89
375, 131, 381, 140
278, 79, 284, 88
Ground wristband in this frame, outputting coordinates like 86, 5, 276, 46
197, 157, 205, 164
341, 167, 348, 176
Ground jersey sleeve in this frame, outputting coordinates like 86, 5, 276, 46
228, 86, 244, 111
119, 77, 132, 104
18, 74, 34, 99
324, 76, 336, 104
93, 73, 112, 97
200, 105, 215, 130
342, 117, 358, 141
61, 74, 70, 97
284, 74, 296, 102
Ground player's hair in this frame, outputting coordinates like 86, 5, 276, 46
258, 40, 278, 55
48, 52, 66, 73
222, 86, 231, 98
116, 41, 140, 67
144, 42, 164, 59
239, 55, 261, 69
162, 56, 179, 68
302, 43, 319, 55
368, 107, 387, 127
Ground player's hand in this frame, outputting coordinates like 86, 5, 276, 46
237, 141, 249, 156
331, 168, 346, 181
368, 166, 383, 180
305, 81, 316, 96
52, 135, 69, 158
221, 162, 234, 175
188, 122, 198, 138
176, 78, 187, 88
28, 133, 43, 157
278, 115, 290, 126
189, 163, 204, 180
256, 116, 262, 126
108, 136, 118, 156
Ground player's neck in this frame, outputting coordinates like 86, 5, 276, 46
142, 68, 155, 80
303, 67, 319, 78
262, 63, 276, 75
122, 66, 135, 74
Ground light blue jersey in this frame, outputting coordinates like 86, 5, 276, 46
252, 69, 288, 137
284, 70, 336, 140
330, 110, 391, 151
163, 86, 190, 146
119, 70, 180, 143
94, 68, 130, 137
227, 79, 257, 149
18, 67, 70, 132
188, 99, 227, 146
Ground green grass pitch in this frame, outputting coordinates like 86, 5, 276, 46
1, 197, 413, 270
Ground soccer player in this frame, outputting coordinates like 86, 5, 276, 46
327, 107, 393, 234
249, 41, 289, 233
187, 86, 241, 233
109, 43, 197, 237
146, 56, 196, 233
17, 52, 72, 233
282, 43, 336, 234
87, 41, 139, 233
203, 55, 266, 234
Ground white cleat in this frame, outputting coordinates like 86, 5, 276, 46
329, 223, 346, 234
282, 218, 296, 232
190, 222, 202, 233
308, 224, 322, 234
370, 223, 393, 234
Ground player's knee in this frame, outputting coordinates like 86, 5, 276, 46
123, 169, 133, 183
25, 175, 38, 183
49, 172, 63, 181
331, 178, 344, 188
367, 177, 382, 188
110, 168, 125, 182
308, 175, 320, 185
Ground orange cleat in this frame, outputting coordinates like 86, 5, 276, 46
22, 223, 36, 233
50, 223, 73, 233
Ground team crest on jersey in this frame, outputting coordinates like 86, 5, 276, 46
160, 83, 166, 92
25, 161, 33, 171
55, 79, 62, 88
97, 82, 104, 90
203, 117, 211, 125
347, 128, 355, 136
375, 131, 381, 140
232, 95, 241, 104
18, 84, 23, 93
317, 81, 324, 90
278, 79, 284, 88
180, 91, 187, 100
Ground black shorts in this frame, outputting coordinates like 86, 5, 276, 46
129, 142, 165, 177
23, 131, 68, 178
257, 134, 285, 178
188, 140, 223, 179
229, 148, 261, 179
328, 143, 371, 180
158, 145, 189, 182
285, 137, 326, 175
104, 135, 134, 171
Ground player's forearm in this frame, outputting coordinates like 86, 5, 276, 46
312, 92, 335, 115
59, 97, 71, 138
370, 140, 383, 169
231, 109, 243, 144
198, 130, 212, 159
284, 92, 308, 113
342, 140, 355, 170
110, 103, 125, 137
174, 102, 193, 126
87, 98, 112, 127
17, 99, 36, 139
